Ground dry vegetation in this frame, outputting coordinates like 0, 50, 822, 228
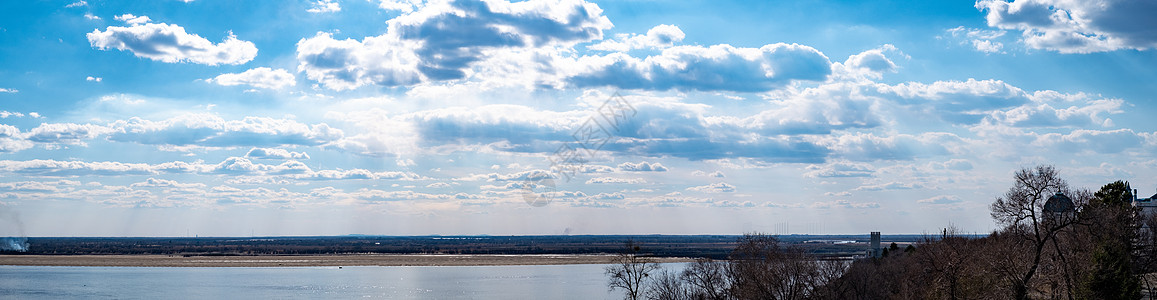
608, 165, 1157, 300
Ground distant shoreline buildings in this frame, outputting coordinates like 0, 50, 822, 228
1133, 188, 1157, 218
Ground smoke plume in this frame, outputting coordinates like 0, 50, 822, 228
0, 205, 28, 252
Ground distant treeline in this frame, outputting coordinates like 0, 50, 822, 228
7, 234, 923, 258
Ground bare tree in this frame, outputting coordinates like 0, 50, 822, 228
727, 233, 819, 300
989, 165, 1082, 300
646, 269, 690, 300
607, 241, 661, 300
681, 258, 730, 300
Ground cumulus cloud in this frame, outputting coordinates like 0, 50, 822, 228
114, 14, 151, 25
394, 100, 831, 163
130, 178, 205, 189
825, 132, 962, 161
811, 199, 880, 209
66, 1, 87, 8
297, 0, 611, 90
107, 114, 342, 148
307, 0, 341, 13
692, 170, 725, 178
569, 43, 831, 92
294, 169, 422, 181
585, 177, 645, 184
1035, 128, 1144, 154
209, 68, 296, 90
725, 82, 882, 135
686, 182, 736, 193
374, 0, 424, 12
843, 45, 899, 74
930, 159, 973, 171
0, 125, 33, 153
877, 78, 1029, 124
976, 0, 1157, 53
0, 157, 423, 182
25, 123, 110, 144
86, 76, 102, 82
0, 159, 156, 177
87, 17, 258, 65
854, 181, 922, 191
803, 160, 874, 178
0, 88, 17, 93
617, 161, 667, 172
295, 32, 423, 90
454, 169, 555, 182
245, 148, 310, 160
918, 195, 962, 205
408, 105, 579, 146
0, 112, 26, 118
944, 26, 1006, 54
987, 98, 1123, 128
588, 24, 685, 51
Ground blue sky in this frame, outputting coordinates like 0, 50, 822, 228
1, 0, 1156, 236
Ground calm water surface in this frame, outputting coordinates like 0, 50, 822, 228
1, 263, 686, 299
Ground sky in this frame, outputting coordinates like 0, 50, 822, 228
1, 0, 1156, 237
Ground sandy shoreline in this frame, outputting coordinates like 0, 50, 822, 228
0, 254, 694, 267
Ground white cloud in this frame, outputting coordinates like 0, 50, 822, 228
114, 14, 151, 25
843, 45, 899, 74
297, 0, 611, 90
617, 161, 668, 172
245, 148, 310, 160
585, 177, 645, 184
987, 97, 1123, 128
877, 78, 1029, 124
825, 132, 962, 161
726, 81, 882, 135
918, 195, 962, 205
86, 76, 103, 82
107, 114, 343, 148
972, 39, 1004, 53
130, 178, 205, 189
454, 169, 555, 182
686, 182, 736, 193
66, 1, 87, 8
569, 43, 831, 92
1034, 128, 1144, 154
294, 169, 422, 181
307, 0, 341, 13
0, 159, 157, 177
976, 0, 1157, 53
25, 123, 110, 144
854, 181, 922, 191
588, 24, 685, 51
803, 160, 874, 178
0, 130, 33, 153
296, 32, 423, 90
83, 13, 100, 20
811, 200, 880, 209
373, 0, 424, 12
944, 26, 1006, 54
87, 20, 258, 65
691, 170, 725, 178
0, 88, 17, 93
209, 68, 296, 90
930, 159, 973, 171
